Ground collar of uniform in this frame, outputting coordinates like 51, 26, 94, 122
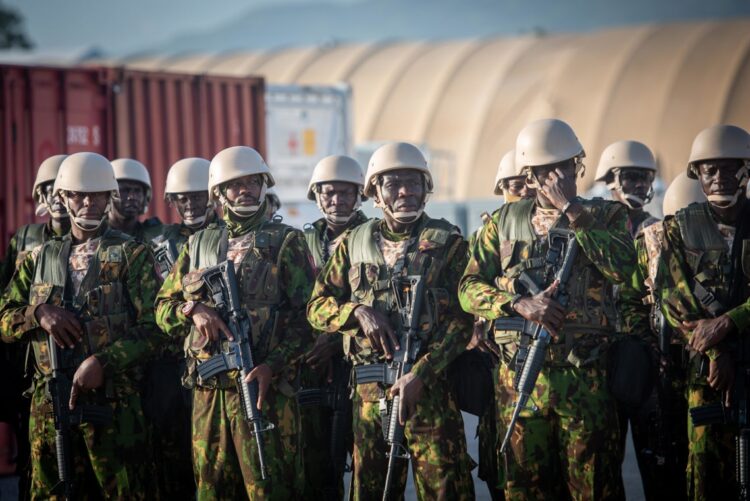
222, 201, 268, 238
379, 213, 425, 242
314, 209, 369, 241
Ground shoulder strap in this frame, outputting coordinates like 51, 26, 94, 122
497, 198, 536, 242
304, 225, 325, 270
33, 238, 70, 288
19, 224, 47, 252
348, 219, 385, 266
676, 202, 726, 251
190, 225, 228, 270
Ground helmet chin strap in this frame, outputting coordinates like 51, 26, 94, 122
503, 192, 522, 203
183, 212, 208, 228
608, 170, 654, 210
707, 165, 749, 209
218, 183, 267, 217
63, 194, 108, 232
315, 190, 362, 225
374, 184, 426, 224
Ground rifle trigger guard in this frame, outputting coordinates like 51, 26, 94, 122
250, 418, 275, 435
386, 442, 410, 460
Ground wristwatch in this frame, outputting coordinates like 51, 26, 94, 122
182, 300, 197, 318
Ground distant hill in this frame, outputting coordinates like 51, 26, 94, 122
145, 0, 750, 54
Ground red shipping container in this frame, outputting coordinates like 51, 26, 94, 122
0, 64, 266, 255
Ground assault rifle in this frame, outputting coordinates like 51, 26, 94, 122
48, 336, 113, 499
496, 228, 579, 454
195, 260, 275, 480
690, 340, 750, 501
152, 237, 178, 279
296, 357, 353, 496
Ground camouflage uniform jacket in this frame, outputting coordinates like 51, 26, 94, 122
304, 210, 370, 273
154, 210, 316, 387
1, 221, 68, 290
628, 208, 659, 238
306, 214, 473, 387
0, 226, 164, 395
459, 197, 649, 362
657, 201, 750, 358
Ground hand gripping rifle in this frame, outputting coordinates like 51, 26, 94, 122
47, 336, 113, 499
498, 229, 579, 454
194, 260, 275, 480
382, 274, 424, 501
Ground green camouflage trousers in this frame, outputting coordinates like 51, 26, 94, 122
497, 363, 624, 501
351, 374, 475, 501
478, 365, 505, 501
29, 384, 150, 500
191, 384, 302, 500
686, 381, 736, 501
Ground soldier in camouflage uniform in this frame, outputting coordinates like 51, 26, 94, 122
654, 125, 750, 500
155, 146, 315, 500
634, 172, 707, 501
469, 148, 537, 501
0, 152, 164, 500
300, 155, 369, 499
460, 119, 648, 500
307, 142, 475, 500
144, 157, 219, 500
595, 140, 663, 499
0, 155, 71, 500
108, 158, 165, 244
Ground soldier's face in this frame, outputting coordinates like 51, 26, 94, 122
112, 180, 146, 218
616, 168, 654, 201
171, 191, 209, 221
41, 183, 67, 219
64, 191, 110, 221
697, 160, 744, 199
317, 182, 358, 219
223, 174, 263, 207
505, 176, 535, 199
531, 160, 578, 207
376, 170, 426, 214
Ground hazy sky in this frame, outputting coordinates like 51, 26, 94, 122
5, 0, 358, 53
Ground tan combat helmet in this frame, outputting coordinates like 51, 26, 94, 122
33, 154, 68, 216
208, 146, 275, 216
515, 119, 585, 187
164, 157, 210, 197
308, 155, 366, 224
687, 125, 750, 207
595, 140, 657, 208
662, 172, 707, 217
54, 152, 119, 231
111, 158, 153, 214
493, 149, 524, 198
365, 142, 432, 223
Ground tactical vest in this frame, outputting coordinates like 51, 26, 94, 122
344, 217, 458, 365
134, 217, 164, 246
304, 225, 326, 272
181, 220, 294, 388
27, 230, 136, 393
14, 223, 48, 268
675, 202, 750, 316
492, 198, 618, 365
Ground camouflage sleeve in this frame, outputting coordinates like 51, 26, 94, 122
154, 243, 193, 338
458, 214, 516, 320
307, 236, 361, 335
0, 233, 19, 292
263, 230, 316, 376
0, 251, 38, 342
93, 243, 167, 374
411, 236, 473, 385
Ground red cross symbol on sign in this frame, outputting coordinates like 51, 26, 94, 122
288, 133, 299, 155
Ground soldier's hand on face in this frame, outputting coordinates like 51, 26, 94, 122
353, 305, 400, 360
511, 280, 565, 337
708, 352, 734, 393
305, 334, 343, 371
390, 373, 424, 425
69, 355, 104, 410
541, 169, 577, 211
35, 304, 83, 349
244, 363, 272, 410
685, 315, 735, 353
467, 318, 501, 360
191, 303, 234, 342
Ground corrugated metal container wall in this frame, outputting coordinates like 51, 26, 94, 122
0, 64, 266, 254
1, 65, 111, 251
